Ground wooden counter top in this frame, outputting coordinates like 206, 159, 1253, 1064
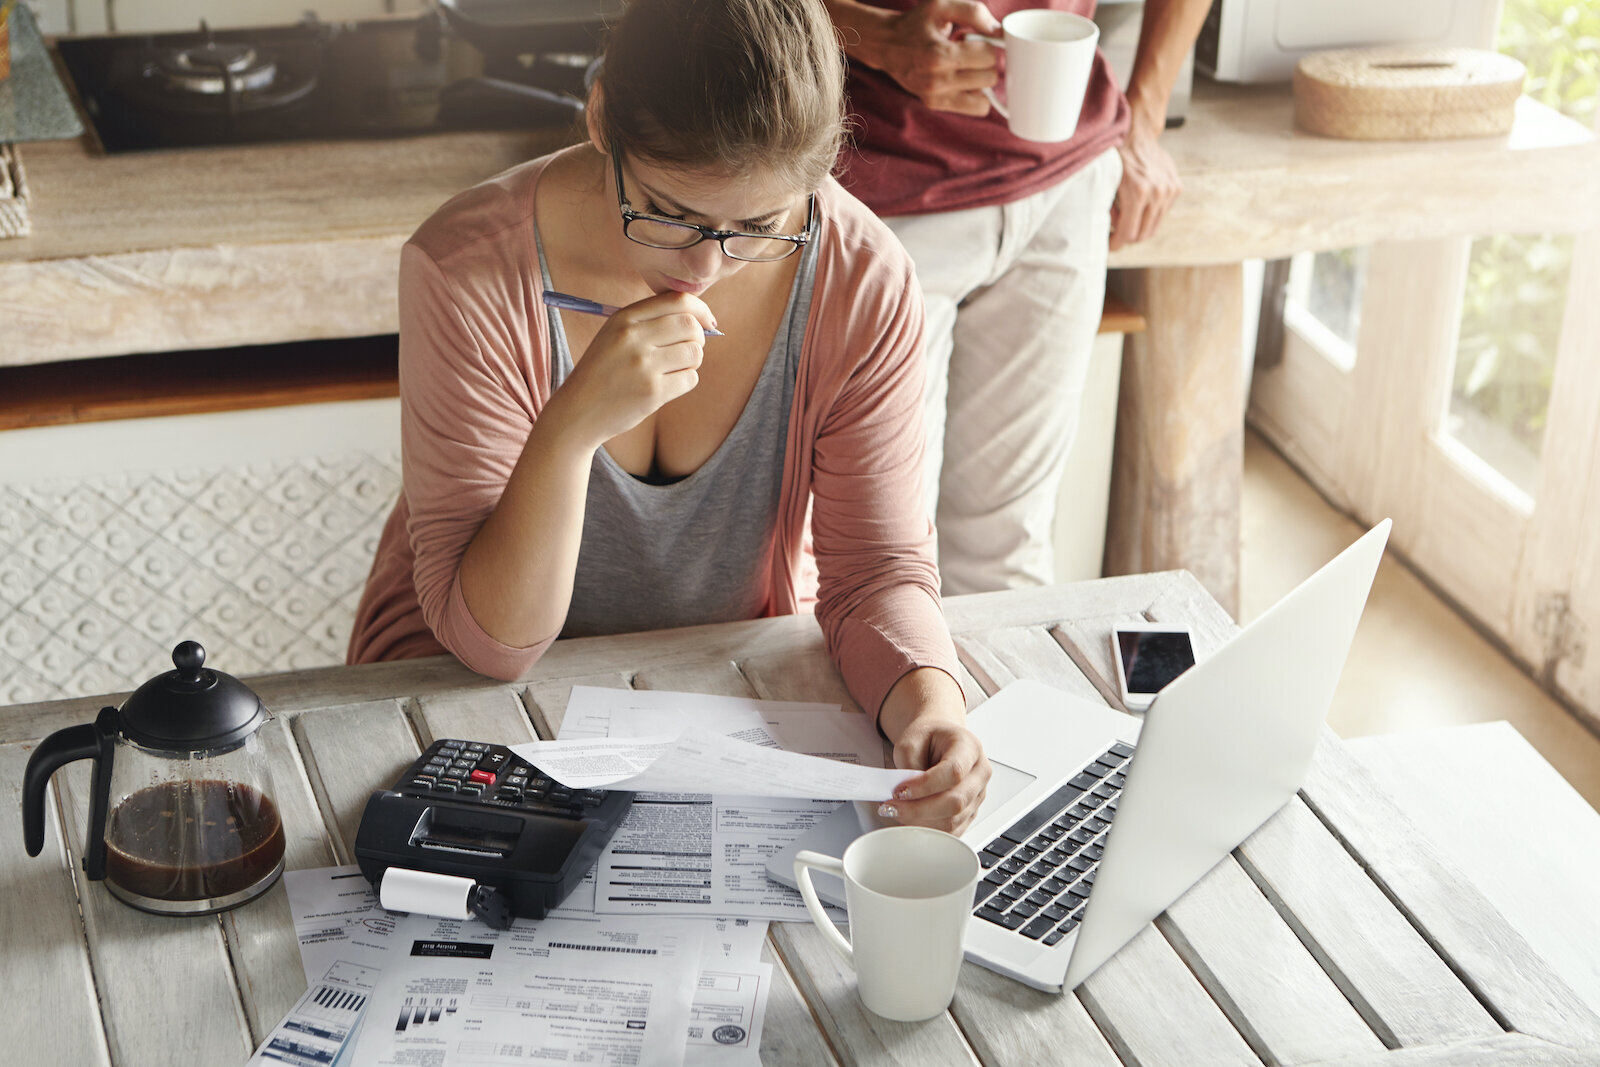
3, 127, 574, 262
1110, 83, 1600, 267
1, 81, 1596, 366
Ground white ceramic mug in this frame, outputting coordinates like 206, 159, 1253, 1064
978, 10, 1100, 143
794, 826, 980, 1022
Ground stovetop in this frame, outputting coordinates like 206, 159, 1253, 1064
56, 14, 601, 154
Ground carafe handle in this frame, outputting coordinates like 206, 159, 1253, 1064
22, 708, 118, 880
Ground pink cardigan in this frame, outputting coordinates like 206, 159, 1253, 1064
347, 148, 960, 719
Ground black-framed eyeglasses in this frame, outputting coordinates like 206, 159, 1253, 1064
613, 151, 814, 263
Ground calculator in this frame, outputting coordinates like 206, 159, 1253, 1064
353, 738, 634, 926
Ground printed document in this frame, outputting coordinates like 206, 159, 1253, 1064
346, 911, 704, 1067
283, 865, 402, 984
248, 868, 400, 1066
248, 957, 384, 1067
543, 687, 882, 918
555, 686, 885, 757
687, 964, 770, 1067
513, 727, 909, 798
521, 685, 903, 798
274, 865, 774, 1066
682, 915, 770, 1067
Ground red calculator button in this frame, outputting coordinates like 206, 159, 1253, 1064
469, 769, 497, 784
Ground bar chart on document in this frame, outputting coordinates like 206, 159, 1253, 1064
252, 959, 382, 1067
311, 984, 368, 1019
395, 995, 459, 1031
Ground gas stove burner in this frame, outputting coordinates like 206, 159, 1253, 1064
55, 11, 608, 153
121, 35, 320, 118
154, 42, 278, 96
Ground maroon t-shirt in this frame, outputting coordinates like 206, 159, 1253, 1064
837, 0, 1129, 216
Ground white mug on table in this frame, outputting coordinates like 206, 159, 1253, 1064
978, 9, 1100, 143
793, 825, 980, 1022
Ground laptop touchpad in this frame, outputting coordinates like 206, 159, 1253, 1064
975, 759, 1035, 825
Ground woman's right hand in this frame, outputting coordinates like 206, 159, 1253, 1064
454, 289, 714, 650
556, 290, 716, 449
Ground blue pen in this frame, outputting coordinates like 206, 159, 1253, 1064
542, 290, 725, 336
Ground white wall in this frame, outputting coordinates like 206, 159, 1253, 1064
0, 400, 401, 702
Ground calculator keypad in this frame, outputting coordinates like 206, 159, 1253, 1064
398, 739, 607, 818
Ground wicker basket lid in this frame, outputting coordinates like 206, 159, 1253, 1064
1294, 46, 1526, 141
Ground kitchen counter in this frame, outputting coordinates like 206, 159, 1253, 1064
3, 81, 1595, 367
0, 125, 576, 363
2, 79, 1596, 617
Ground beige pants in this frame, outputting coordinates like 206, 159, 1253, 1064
886, 147, 1122, 595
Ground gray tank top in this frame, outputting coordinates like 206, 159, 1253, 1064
537, 229, 817, 638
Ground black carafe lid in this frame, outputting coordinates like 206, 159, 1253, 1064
118, 641, 268, 751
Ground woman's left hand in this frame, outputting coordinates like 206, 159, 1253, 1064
876, 668, 991, 834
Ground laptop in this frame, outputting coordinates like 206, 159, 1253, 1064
767, 519, 1391, 992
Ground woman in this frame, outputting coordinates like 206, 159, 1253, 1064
348, 0, 989, 832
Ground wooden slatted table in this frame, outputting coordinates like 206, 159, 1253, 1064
4, 574, 1598, 1067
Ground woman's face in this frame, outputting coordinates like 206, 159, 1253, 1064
611, 151, 812, 296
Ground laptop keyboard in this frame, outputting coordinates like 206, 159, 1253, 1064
972, 740, 1134, 945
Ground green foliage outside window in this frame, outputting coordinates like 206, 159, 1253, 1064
1453, 0, 1598, 464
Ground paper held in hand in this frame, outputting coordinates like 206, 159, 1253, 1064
511, 726, 914, 800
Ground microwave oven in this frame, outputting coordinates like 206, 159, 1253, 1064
1196, 0, 1499, 83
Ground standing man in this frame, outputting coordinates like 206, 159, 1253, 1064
824, 0, 1213, 594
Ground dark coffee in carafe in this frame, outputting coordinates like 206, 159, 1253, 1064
22, 641, 286, 915
104, 780, 285, 901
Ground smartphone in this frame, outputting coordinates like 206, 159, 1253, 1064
1111, 623, 1197, 711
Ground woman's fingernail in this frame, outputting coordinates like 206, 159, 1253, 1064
893, 786, 911, 800
878, 804, 898, 820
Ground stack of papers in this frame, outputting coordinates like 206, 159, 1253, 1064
531, 688, 904, 921
257, 866, 768, 1067
251, 688, 902, 1066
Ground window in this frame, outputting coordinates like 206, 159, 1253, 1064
1285, 247, 1368, 370
1446, 0, 1597, 496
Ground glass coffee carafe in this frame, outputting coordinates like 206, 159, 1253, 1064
23, 641, 285, 915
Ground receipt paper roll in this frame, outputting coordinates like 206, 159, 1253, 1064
379, 867, 475, 919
